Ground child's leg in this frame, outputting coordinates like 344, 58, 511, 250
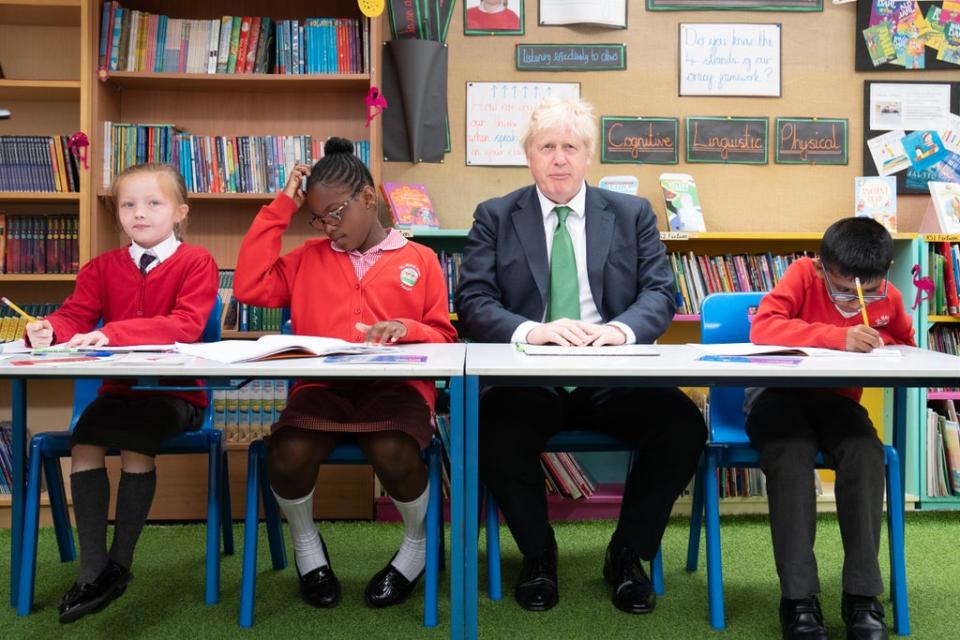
267, 428, 342, 574
358, 431, 429, 580
745, 390, 820, 599
70, 444, 110, 584
107, 451, 157, 571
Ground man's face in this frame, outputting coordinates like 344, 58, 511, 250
526, 126, 590, 204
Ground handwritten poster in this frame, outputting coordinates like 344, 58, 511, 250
685, 116, 769, 164
601, 117, 679, 164
466, 82, 581, 166
775, 118, 848, 165
679, 23, 781, 97
516, 44, 626, 71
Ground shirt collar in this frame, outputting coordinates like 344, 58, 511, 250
329, 228, 408, 255
536, 182, 587, 222
129, 232, 180, 265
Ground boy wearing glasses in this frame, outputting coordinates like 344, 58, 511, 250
747, 217, 914, 640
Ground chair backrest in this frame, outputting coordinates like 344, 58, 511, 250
69, 295, 223, 431
700, 292, 765, 445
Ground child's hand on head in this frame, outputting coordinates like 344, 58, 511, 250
356, 321, 407, 344
65, 330, 110, 349
845, 325, 883, 353
25, 319, 54, 349
282, 163, 312, 207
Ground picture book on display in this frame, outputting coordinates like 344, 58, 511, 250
855, 176, 898, 232
929, 181, 960, 234
175, 335, 396, 364
659, 173, 706, 232
379, 182, 439, 230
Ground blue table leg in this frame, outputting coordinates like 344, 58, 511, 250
10, 378, 26, 608
449, 376, 466, 640
465, 375, 479, 640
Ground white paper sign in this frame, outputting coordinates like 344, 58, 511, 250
679, 23, 781, 97
466, 82, 581, 167
868, 83, 953, 132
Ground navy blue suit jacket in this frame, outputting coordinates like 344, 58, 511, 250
455, 184, 676, 344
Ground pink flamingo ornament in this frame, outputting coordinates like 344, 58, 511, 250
67, 131, 90, 171
911, 264, 934, 310
364, 86, 387, 128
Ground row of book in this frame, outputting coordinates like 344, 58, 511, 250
98, 3, 368, 76
102, 123, 370, 193
0, 136, 82, 193
928, 242, 960, 317
542, 452, 598, 499
0, 424, 13, 494
213, 380, 289, 442
218, 270, 286, 333
0, 304, 60, 344
0, 215, 80, 274
669, 251, 812, 316
926, 400, 960, 498
438, 252, 463, 314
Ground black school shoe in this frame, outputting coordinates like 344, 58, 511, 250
58, 561, 133, 624
297, 564, 341, 608
779, 596, 829, 640
841, 592, 889, 640
602, 541, 656, 614
514, 544, 559, 612
364, 557, 423, 608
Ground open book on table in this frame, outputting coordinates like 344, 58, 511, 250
515, 344, 658, 356
688, 343, 902, 358
176, 335, 397, 364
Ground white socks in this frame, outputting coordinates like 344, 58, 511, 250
390, 482, 430, 581
272, 488, 329, 575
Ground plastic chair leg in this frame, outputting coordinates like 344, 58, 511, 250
424, 441, 442, 627
16, 441, 45, 616
239, 442, 263, 628
484, 490, 502, 601
704, 450, 726, 630
258, 444, 287, 571
651, 546, 665, 596
686, 463, 705, 572
42, 456, 76, 562
221, 449, 235, 556
204, 435, 221, 605
885, 447, 910, 636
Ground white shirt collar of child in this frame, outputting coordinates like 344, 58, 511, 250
129, 232, 181, 273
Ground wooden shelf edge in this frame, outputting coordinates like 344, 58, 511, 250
103, 71, 372, 93
98, 190, 275, 201
0, 1, 80, 27
221, 330, 279, 340
0, 79, 81, 101
928, 315, 960, 323
0, 192, 81, 202
0, 274, 77, 282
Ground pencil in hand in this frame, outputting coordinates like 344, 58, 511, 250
854, 277, 869, 326
1, 296, 37, 323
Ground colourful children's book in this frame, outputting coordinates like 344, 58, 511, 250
855, 176, 898, 232
379, 182, 440, 229
659, 173, 706, 232
863, 23, 898, 66
929, 181, 960, 234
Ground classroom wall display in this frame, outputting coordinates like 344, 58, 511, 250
862, 80, 960, 194
685, 116, 769, 164
464, 0, 524, 36
678, 23, 781, 97
649, 0, 820, 10
774, 118, 849, 165
601, 117, 679, 164
465, 82, 581, 166
516, 44, 626, 71
389, 0, 457, 41
538, 0, 627, 28
855, 1, 960, 72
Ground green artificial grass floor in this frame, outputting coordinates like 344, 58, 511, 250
1, 512, 958, 639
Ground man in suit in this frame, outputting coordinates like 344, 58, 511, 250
456, 97, 706, 613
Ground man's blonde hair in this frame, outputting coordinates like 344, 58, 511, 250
519, 96, 597, 159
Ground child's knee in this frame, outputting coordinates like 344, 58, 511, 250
364, 433, 421, 472
267, 431, 315, 475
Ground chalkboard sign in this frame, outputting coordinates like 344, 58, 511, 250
685, 116, 768, 164
516, 44, 626, 71
679, 23, 781, 97
775, 118, 848, 165
465, 81, 581, 166
601, 117, 679, 164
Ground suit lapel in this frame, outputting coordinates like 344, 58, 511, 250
512, 187, 549, 305
584, 186, 613, 312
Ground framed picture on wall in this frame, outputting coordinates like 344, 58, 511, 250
464, 0, 525, 36
855, 1, 960, 72
648, 0, 820, 10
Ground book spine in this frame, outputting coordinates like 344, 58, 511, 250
244, 16, 261, 73
227, 16, 242, 74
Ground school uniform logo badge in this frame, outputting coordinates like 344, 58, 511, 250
399, 264, 420, 290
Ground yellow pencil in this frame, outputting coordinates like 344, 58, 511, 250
854, 277, 869, 326
1, 296, 37, 323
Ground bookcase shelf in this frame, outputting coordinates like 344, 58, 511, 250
0, 0, 80, 27
0, 79, 81, 100
928, 315, 960, 323
660, 231, 918, 242
222, 330, 276, 340
98, 190, 275, 201
927, 391, 960, 401
0, 274, 77, 282
0, 192, 81, 202
673, 314, 700, 322
102, 71, 372, 93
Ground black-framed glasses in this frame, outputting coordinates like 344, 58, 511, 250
309, 188, 361, 228
820, 264, 889, 303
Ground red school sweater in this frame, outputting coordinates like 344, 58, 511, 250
750, 257, 916, 402
36, 243, 219, 406
234, 195, 458, 407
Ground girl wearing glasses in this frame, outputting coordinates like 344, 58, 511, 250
234, 137, 457, 611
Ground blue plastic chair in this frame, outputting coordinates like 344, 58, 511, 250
484, 431, 665, 601
684, 292, 909, 635
16, 296, 234, 616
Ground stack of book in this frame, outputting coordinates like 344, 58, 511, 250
541, 452, 598, 499
669, 251, 812, 315
0, 215, 80, 274
928, 242, 960, 318
213, 379, 288, 443
102, 123, 370, 192
98, 3, 368, 75
0, 303, 60, 343
0, 136, 82, 192
218, 270, 285, 333
0, 423, 12, 494
926, 400, 960, 498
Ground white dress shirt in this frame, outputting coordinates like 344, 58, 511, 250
510, 182, 637, 344
129, 232, 180, 274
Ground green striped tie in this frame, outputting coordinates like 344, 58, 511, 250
548, 206, 580, 322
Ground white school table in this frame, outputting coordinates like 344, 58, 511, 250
2, 343, 469, 640
462, 343, 960, 640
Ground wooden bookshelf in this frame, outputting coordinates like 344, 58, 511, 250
0, 274, 77, 282
929, 315, 960, 323
0, 79, 81, 100
0, 192, 81, 202
103, 70, 372, 92
0, 0, 81, 27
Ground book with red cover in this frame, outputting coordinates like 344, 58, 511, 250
243, 16, 261, 73
379, 182, 439, 229
942, 242, 960, 316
